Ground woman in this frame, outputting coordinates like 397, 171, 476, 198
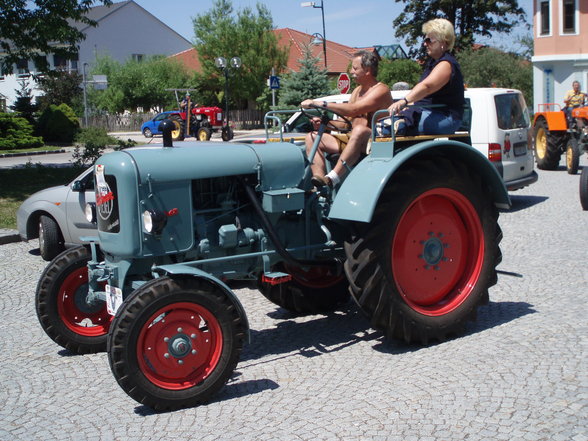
389, 18, 465, 135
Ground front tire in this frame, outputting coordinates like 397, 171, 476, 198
36, 246, 110, 353
580, 166, 588, 210
39, 215, 63, 261
533, 118, 564, 170
221, 126, 234, 141
258, 263, 349, 314
143, 127, 153, 138
107, 277, 246, 411
566, 137, 580, 175
197, 127, 212, 141
344, 158, 502, 344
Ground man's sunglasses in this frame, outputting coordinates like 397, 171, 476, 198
423, 37, 437, 45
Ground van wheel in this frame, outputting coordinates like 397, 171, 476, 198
566, 137, 580, 175
580, 167, 588, 210
533, 118, 563, 170
344, 159, 501, 345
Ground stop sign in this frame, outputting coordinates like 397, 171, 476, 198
337, 73, 351, 94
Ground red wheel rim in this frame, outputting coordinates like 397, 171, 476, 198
284, 264, 345, 289
57, 267, 111, 336
137, 302, 223, 390
391, 188, 484, 316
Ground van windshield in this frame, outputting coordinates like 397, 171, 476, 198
495, 93, 530, 130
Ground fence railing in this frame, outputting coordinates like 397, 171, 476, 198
86, 108, 266, 132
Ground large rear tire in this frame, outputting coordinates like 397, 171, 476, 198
580, 166, 588, 210
169, 115, 185, 141
344, 158, 502, 344
36, 246, 110, 353
533, 118, 564, 170
258, 263, 349, 314
107, 277, 246, 411
566, 137, 580, 175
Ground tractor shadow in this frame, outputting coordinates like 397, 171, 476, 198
240, 299, 535, 360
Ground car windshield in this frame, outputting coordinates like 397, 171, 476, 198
495, 93, 530, 130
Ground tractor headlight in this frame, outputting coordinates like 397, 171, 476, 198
85, 203, 96, 223
143, 210, 167, 234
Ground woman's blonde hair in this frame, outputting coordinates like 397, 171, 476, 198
422, 18, 456, 51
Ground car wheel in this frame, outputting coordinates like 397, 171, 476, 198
143, 127, 153, 138
39, 215, 63, 261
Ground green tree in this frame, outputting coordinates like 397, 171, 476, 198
36, 71, 83, 114
457, 47, 533, 108
9, 78, 38, 124
377, 58, 422, 89
192, 0, 288, 108
393, 0, 527, 55
88, 55, 192, 113
278, 45, 331, 108
0, 0, 112, 73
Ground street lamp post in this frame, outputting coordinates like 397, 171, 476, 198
301, 1, 327, 68
82, 62, 89, 127
215, 56, 242, 141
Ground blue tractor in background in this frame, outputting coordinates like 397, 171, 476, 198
35, 107, 510, 410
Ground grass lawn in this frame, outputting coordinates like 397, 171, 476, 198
0, 165, 86, 230
0, 145, 69, 155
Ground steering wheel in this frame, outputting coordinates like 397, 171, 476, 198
300, 104, 353, 133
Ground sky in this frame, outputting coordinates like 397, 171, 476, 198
134, 0, 534, 52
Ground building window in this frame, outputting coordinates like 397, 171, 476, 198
540, 0, 551, 35
562, 0, 577, 34
132, 54, 145, 63
16, 59, 29, 78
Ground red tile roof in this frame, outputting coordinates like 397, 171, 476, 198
170, 27, 371, 75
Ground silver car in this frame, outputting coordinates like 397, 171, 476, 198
17, 168, 96, 261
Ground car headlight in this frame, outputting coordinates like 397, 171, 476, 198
85, 203, 96, 223
143, 210, 167, 234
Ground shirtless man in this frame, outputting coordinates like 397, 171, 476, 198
301, 50, 392, 187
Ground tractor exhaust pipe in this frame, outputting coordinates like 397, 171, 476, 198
159, 119, 174, 147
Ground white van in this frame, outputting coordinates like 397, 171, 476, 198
233, 88, 538, 191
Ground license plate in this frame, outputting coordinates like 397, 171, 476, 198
106, 284, 123, 316
514, 142, 527, 156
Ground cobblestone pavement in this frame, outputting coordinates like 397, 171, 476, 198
1, 158, 587, 441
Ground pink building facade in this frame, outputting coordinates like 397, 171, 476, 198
532, 0, 588, 110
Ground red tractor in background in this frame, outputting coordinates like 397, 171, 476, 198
533, 103, 587, 174
164, 88, 226, 142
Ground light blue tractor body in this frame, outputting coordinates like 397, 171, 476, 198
37, 111, 510, 411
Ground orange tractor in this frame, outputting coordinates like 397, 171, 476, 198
533, 103, 587, 174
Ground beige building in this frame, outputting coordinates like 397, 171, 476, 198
532, 0, 588, 110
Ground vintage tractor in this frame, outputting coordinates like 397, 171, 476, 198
165, 88, 224, 142
533, 103, 588, 174
36, 108, 510, 410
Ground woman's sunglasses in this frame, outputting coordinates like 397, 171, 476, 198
423, 37, 437, 45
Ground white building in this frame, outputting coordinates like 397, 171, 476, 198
0, 0, 191, 108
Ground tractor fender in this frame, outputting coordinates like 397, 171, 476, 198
152, 264, 250, 342
533, 111, 567, 131
329, 140, 511, 223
